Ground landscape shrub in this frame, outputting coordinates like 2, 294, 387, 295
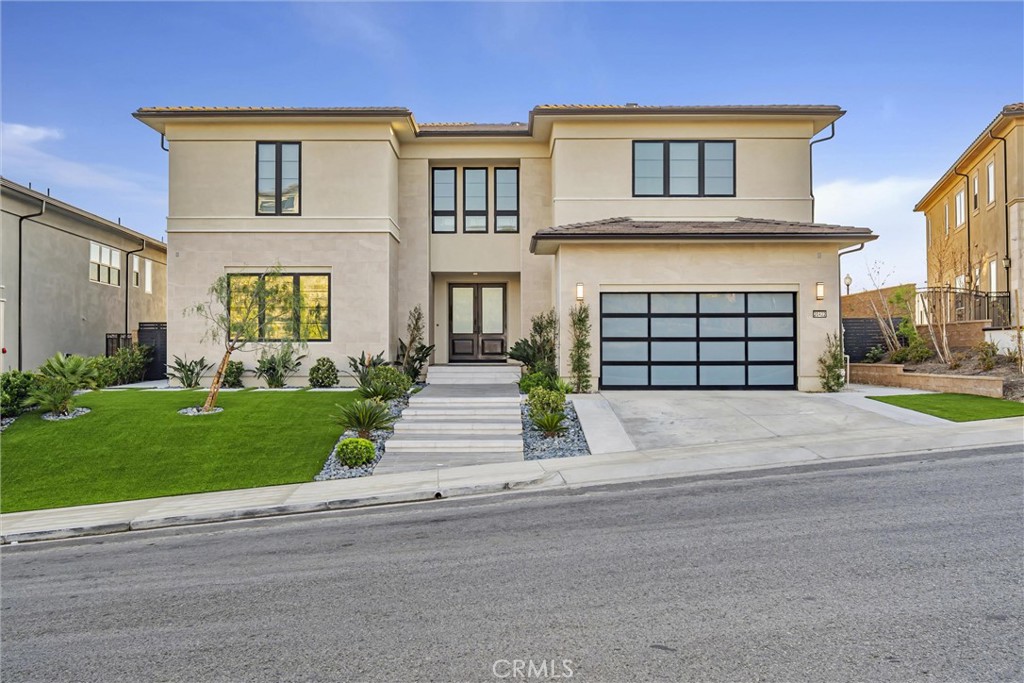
96, 344, 151, 387
222, 360, 246, 388
906, 339, 934, 363
333, 399, 396, 439
863, 345, 886, 363
518, 371, 557, 394
37, 353, 100, 391
357, 365, 412, 401
527, 386, 566, 417
532, 411, 567, 438
255, 343, 306, 388
974, 341, 999, 371
948, 352, 968, 370
508, 309, 558, 378
567, 303, 592, 393
167, 355, 214, 388
396, 306, 435, 381
308, 357, 340, 388
27, 377, 76, 417
1, 370, 37, 418
817, 332, 845, 392
889, 346, 911, 364
336, 438, 376, 468
346, 351, 387, 385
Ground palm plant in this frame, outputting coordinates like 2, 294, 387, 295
255, 343, 306, 388
333, 399, 396, 439
27, 377, 76, 417
532, 411, 567, 438
37, 353, 100, 390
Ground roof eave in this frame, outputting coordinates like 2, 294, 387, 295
530, 232, 877, 254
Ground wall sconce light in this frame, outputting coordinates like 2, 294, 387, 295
815, 282, 825, 301
575, 283, 584, 301
1002, 257, 1011, 271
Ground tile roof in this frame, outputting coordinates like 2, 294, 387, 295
1002, 102, 1024, 113
532, 104, 843, 115
134, 106, 411, 116
530, 217, 874, 252
417, 121, 529, 135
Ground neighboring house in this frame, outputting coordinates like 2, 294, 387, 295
914, 103, 1024, 328
134, 104, 875, 391
0, 178, 167, 372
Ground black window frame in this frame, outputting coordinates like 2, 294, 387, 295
226, 272, 331, 342
632, 140, 736, 198
599, 291, 796, 390
462, 167, 488, 233
431, 167, 457, 233
255, 142, 302, 216
494, 167, 520, 233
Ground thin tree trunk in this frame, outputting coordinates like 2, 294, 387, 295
202, 349, 232, 412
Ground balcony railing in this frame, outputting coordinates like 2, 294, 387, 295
915, 287, 1011, 327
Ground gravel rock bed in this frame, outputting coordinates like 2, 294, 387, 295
41, 407, 91, 422
1, 416, 18, 432
315, 395, 409, 480
177, 406, 225, 416
522, 400, 591, 460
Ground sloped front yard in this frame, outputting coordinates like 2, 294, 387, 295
1, 389, 355, 513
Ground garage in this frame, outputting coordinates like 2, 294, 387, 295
600, 291, 797, 389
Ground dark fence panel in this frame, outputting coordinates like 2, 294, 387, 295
842, 318, 903, 362
105, 333, 133, 357
137, 322, 168, 381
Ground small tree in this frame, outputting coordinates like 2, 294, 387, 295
567, 303, 592, 393
919, 237, 967, 366
187, 266, 297, 412
865, 261, 902, 354
817, 332, 846, 392
396, 305, 434, 381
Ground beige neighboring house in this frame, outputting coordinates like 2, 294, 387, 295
134, 103, 876, 391
914, 103, 1024, 330
0, 178, 167, 372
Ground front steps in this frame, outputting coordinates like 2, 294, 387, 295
376, 371, 524, 473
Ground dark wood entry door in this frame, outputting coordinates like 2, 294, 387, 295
449, 284, 507, 362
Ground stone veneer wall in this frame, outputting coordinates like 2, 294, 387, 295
849, 363, 1004, 398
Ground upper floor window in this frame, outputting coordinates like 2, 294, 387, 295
495, 168, 519, 233
432, 168, 456, 233
228, 272, 330, 341
972, 173, 979, 211
89, 242, 121, 286
955, 190, 965, 226
132, 255, 141, 287
944, 202, 949, 234
132, 256, 154, 293
633, 140, 735, 197
256, 142, 300, 215
463, 168, 488, 233
987, 161, 996, 204
926, 216, 931, 246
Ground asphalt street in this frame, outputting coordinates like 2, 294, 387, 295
2, 447, 1022, 682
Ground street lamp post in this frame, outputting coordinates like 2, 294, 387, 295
844, 274, 852, 295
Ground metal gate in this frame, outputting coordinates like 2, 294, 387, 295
137, 322, 168, 380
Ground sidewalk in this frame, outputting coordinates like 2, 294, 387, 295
3, 411, 1021, 544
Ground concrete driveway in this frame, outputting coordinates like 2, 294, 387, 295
601, 387, 942, 451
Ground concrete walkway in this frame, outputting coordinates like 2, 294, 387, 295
3, 407, 1021, 544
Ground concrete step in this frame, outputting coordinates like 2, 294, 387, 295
402, 406, 521, 419
410, 395, 522, 406
394, 418, 523, 434
386, 433, 524, 453
373, 452, 524, 473
428, 376, 522, 385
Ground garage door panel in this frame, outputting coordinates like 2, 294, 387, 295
600, 291, 796, 390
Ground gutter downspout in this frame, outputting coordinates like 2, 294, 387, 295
838, 242, 866, 380
989, 129, 1011, 287
125, 240, 146, 342
953, 169, 973, 288
809, 122, 836, 222
16, 200, 47, 370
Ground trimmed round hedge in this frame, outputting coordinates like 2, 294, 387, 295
337, 437, 376, 468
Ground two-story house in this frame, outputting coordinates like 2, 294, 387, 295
914, 103, 1023, 328
134, 104, 875, 391
1, 177, 167, 372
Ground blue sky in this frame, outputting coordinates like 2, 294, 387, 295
2, 1, 1021, 291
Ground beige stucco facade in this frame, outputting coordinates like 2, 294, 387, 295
915, 104, 1024, 323
137, 104, 870, 390
0, 178, 167, 372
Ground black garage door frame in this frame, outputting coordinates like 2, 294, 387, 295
599, 291, 798, 390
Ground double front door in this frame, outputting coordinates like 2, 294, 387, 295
449, 284, 506, 362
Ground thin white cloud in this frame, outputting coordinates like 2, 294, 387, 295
294, 4, 406, 62
2, 122, 63, 145
815, 176, 932, 294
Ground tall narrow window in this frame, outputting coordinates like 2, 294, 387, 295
926, 216, 931, 246
944, 202, 949, 234
495, 168, 519, 233
256, 142, 300, 215
144, 259, 153, 294
972, 173, 979, 211
463, 168, 488, 233
987, 162, 996, 204
955, 190, 965, 226
990, 259, 998, 293
132, 255, 141, 287
633, 141, 735, 197
432, 168, 456, 233
89, 242, 121, 286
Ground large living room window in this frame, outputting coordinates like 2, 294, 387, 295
633, 141, 735, 197
432, 168, 456, 233
463, 168, 488, 233
495, 168, 519, 233
228, 273, 330, 341
256, 142, 300, 215
89, 242, 121, 286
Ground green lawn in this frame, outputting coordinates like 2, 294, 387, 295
1, 389, 356, 513
868, 393, 1024, 422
